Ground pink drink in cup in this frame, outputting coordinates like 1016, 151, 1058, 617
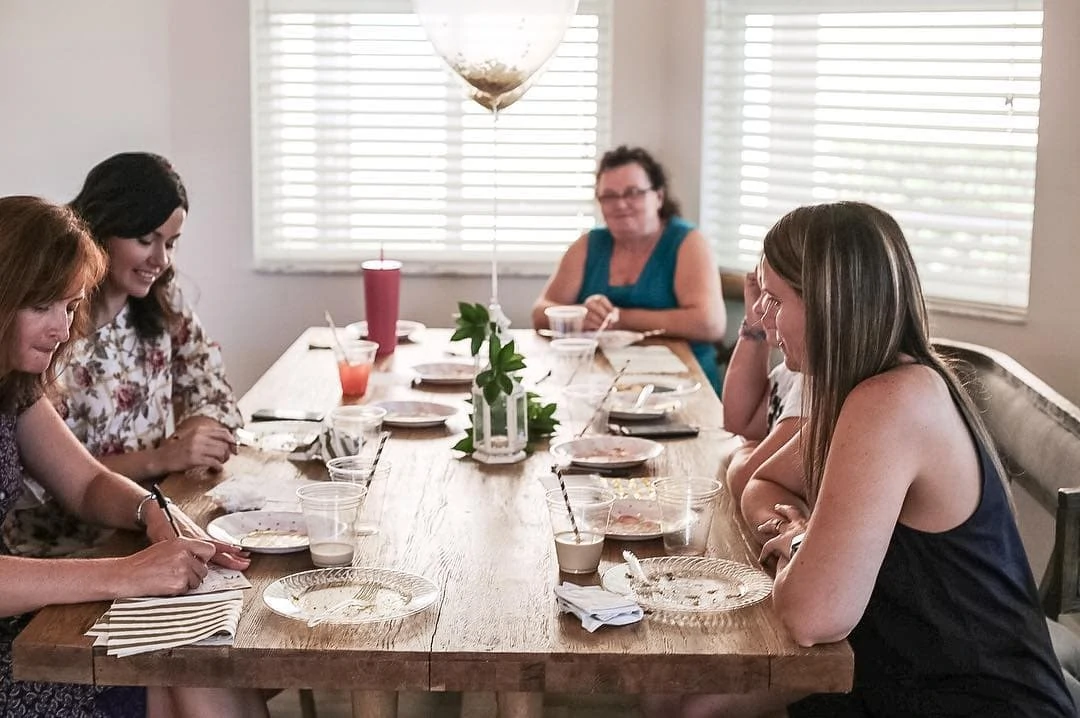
335, 339, 379, 397
362, 260, 402, 357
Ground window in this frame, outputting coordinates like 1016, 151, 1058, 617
701, 0, 1042, 311
251, 0, 612, 273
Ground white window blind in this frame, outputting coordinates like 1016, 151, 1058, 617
701, 0, 1042, 310
251, 0, 612, 273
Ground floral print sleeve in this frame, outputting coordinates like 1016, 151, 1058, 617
166, 285, 243, 431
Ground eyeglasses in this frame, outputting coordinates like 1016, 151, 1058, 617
595, 187, 653, 205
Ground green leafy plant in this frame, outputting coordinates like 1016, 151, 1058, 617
450, 301, 559, 456
451, 302, 525, 404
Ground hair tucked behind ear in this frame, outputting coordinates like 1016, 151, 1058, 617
764, 201, 1009, 506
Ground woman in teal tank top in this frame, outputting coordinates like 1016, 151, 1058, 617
531, 146, 726, 392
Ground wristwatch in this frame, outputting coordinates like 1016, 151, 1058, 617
789, 532, 806, 557
739, 318, 767, 341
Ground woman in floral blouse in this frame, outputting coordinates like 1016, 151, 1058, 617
4, 153, 243, 558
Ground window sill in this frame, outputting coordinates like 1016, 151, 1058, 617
253, 258, 553, 279
925, 298, 1027, 325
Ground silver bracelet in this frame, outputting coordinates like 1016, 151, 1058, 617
134, 493, 156, 529
789, 532, 807, 557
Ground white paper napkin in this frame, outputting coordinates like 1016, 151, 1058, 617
602, 346, 689, 374
555, 581, 643, 632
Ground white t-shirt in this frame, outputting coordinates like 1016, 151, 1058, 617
765, 363, 803, 432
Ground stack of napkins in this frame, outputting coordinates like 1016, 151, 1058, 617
87, 567, 251, 657
555, 582, 643, 632
602, 345, 689, 374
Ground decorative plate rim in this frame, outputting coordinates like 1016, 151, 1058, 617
601, 557, 773, 615
263, 566, 440, 624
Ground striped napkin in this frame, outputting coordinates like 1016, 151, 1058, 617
86, 568, 250, 657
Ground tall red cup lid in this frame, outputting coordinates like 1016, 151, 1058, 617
361, 259, 403, 271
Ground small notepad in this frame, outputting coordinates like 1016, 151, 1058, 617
602, 345, 689, 374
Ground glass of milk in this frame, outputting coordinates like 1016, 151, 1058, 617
545, 487, 616, 574
296, 483, 367, 567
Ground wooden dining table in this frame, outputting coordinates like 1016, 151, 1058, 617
13, 327, 852, 717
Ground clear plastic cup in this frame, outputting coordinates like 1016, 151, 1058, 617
544, 305, 588, 338
334, 338, 379, 397
550, 337, 599, 386
561, 382, 611, 436
545, 486, 615, 574
328, 405, 386, 454
654, 477, 724, 556
296, 482, 367, 567
326, 456, 391, 537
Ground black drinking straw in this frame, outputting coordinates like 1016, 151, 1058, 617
551, 464, 582, 544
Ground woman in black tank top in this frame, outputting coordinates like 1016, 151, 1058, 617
647, 202, 1074, 717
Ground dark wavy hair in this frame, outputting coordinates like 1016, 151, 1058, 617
0, 197, 107, 411
69, 152, 187, 339
596, 145, 682, 221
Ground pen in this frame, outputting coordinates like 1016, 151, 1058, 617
151, 483, 181, 537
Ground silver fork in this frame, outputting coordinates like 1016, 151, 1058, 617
306, 582, 380, 627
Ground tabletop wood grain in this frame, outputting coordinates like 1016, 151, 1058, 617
13, 328, 852, 698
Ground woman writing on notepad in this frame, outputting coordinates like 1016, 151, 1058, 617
4, 153, 242, 559
0, 196, 265, 716
531, 145, 727, 392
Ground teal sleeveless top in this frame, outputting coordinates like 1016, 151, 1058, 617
575, 217, 720, 392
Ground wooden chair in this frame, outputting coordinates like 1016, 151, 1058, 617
1045, 489, 1080, 622
936, 339, 1080, 712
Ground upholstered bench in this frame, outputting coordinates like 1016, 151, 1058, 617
935, 338, 1080, 710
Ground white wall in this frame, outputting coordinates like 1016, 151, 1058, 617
1, 0, 1077, 401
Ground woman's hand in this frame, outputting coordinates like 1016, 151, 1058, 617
158, 420, 237, 473
743, 268, 762, 308
758, 503, 808, 569
145, 503, 251, 571
582, 294, 618, 330
116, 537, 217, 596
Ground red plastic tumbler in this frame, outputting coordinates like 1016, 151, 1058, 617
362, 259, 402, 357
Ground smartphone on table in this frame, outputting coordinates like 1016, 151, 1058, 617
249, 408, 326, 423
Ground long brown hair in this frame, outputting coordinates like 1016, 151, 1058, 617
763, 201, 1006, 505
69, 152, 186, 339
0, 196, 106, 410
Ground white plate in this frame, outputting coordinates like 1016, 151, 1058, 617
604, 478, 662, 540
239, 421, 322, 452
206, 511, 309, 554
601, 557, 773, 616
550, 436, 664, 469
584, 329, 645, 350
412, 362, 475, 385
608, 394, 683, 421
263, 567, 439, 624
346, 320, 425, 341
375, 400, 457, 428
615, 374, 702, 397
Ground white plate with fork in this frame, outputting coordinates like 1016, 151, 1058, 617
263, 567, 439, 624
